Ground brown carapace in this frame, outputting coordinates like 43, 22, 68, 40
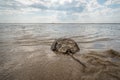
51, 38, 80, 55
51, 38, 86, 68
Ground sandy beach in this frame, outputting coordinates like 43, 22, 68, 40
0, 0, 120, 79
0, 49, 120, 80
0, 23, 120, 80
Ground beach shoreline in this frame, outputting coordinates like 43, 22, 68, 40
0, 23, 120, 80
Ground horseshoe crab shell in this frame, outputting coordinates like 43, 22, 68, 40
51, 38, 80, 54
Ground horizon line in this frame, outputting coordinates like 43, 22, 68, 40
0, 22, 120, 24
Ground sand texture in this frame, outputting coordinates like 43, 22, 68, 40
1, 49, 119, 80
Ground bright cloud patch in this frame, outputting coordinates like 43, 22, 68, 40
0, 0, 120, 23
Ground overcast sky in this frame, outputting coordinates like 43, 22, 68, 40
0, 0, 120, 23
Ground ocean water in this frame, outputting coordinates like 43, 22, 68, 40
0, 23, 120, 80
0, 23, 120, 51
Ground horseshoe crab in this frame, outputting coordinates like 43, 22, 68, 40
51, 38, 80, 54
51, 38, 86, 68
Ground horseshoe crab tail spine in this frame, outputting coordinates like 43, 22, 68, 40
68, 52, 86, 68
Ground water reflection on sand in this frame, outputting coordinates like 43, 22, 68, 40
0, 23, 120, 80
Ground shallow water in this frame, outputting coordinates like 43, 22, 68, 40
0, 23, 120, 50
0, 23, 120, 80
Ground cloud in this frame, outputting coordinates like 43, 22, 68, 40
0, 0, 120, 23
0, 0, 29, 10
30, 0, 85, 13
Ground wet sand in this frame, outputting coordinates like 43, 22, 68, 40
0, 49, 120, 80
0, 23, 120, 80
